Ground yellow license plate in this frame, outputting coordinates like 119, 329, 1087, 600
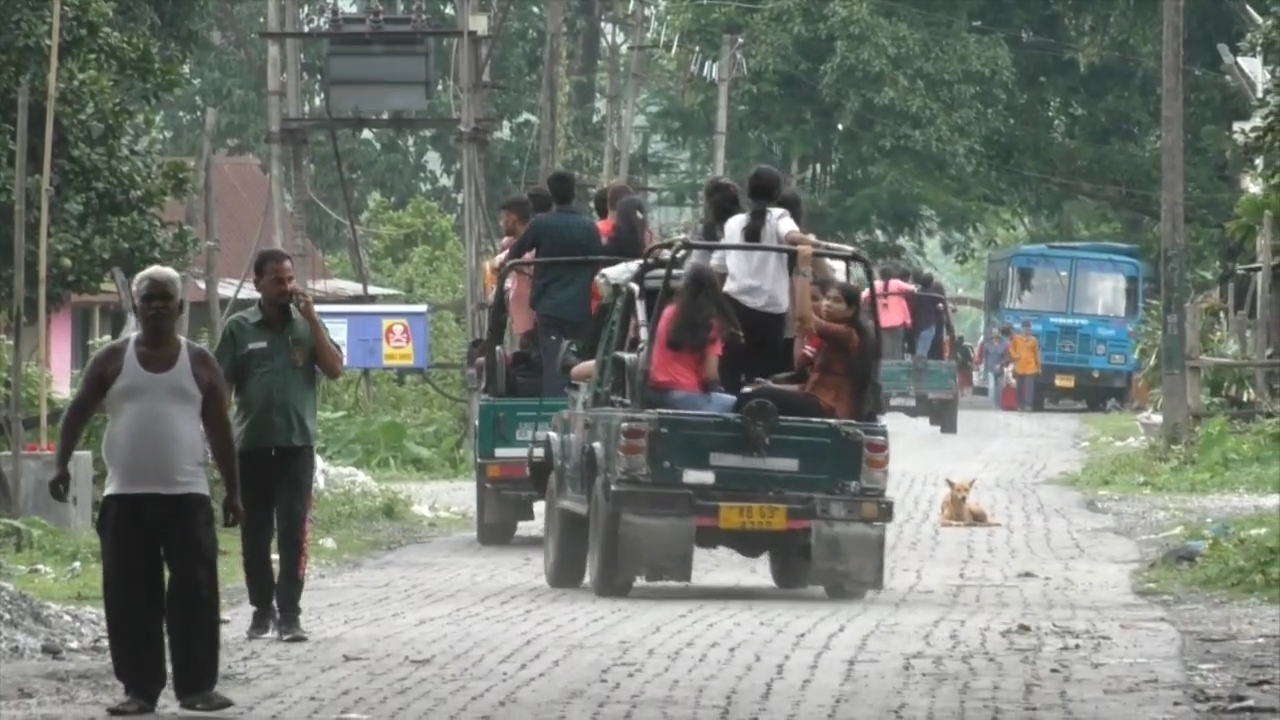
1054, 374, 1075, 389
718, 504, 788, 531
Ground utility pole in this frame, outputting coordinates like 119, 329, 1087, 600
284, 0, 309, 286
712, 33, 737, 177
36, 0, 63, 449
5, 83, 31, 517
1160, 0, 1189, 442
538, 0, 565, 181
617, 0, 646, 185
265, 0, 286, 249
601, 0, 621, 183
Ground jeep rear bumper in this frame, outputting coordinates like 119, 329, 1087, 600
609, 485, 894, 525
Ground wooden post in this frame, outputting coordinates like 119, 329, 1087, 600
1185, 299, 1204, 417
5, 83, 31, 516
537, 0, 565, 181
1257, 211, 1273, 405
36, 0, 64, 449
205, 148, 223, 342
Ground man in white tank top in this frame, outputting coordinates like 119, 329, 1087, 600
48, 265, 241, 716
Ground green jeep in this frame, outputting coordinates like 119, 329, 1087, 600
470, 255, 628, 546
877, 291, 960, 434
535, 241, 895, 600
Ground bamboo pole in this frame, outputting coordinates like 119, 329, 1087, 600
36, 0, 64, 449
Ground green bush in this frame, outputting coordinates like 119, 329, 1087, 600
1071, 416, 1280, 495
1149, 513, 1280, 603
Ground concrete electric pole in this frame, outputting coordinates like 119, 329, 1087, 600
537, 0, 565, 182
617, 0, 646, 185
265, 0, 287, 251
712, 34, 737, 177
284, 0, 309, 285
1159, 0, 1189, 442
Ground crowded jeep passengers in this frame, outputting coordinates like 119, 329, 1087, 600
475, 165, 954, 425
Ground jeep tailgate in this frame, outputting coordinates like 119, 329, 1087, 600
476, 398, 565, 461
646, 411, 872, 494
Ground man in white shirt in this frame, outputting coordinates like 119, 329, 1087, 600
49, 265, 240, 716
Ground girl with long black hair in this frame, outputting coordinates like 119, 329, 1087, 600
710, 165, 815, 393
686, 176, 742, 267
610, 195, 649, 260
647, 264, 741, 412
735, 246, 879, 420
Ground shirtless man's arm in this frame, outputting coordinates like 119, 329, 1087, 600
49, 340, 127, 501
190, 346, 243, 527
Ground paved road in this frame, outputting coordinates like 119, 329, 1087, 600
42, 409, 1194, 718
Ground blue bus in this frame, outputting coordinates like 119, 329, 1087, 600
979, 242, 1151, 410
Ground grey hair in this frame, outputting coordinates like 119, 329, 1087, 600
131, 265, 184, 298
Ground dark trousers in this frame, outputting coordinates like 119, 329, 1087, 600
98, 493, 221, 706
536, 313, 588, 396
734, 384, 833, 418
240, 446, 315, 618
719, 296, 788, 395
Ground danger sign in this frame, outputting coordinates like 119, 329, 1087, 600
382, 319, 415, 366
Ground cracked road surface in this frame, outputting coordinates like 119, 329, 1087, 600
17, 409, 1194, 718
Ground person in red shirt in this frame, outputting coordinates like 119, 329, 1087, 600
596, 182, 632, 241
647, 263, 740, 413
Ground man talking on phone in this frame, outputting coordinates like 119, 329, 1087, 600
214, 248, 344, 643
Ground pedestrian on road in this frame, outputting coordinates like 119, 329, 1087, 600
1010, 320, 1042, 411
976, 327, 1011, 409
214, 248, 345, 643
502, 169, 605, 396
955, 335, 974, 394
50, 264, 241, 716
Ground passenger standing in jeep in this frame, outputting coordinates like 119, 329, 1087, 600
502, 169, 604, 396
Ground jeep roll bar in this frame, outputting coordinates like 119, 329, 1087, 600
626, 240, 883, 410
480, 255, 637, 356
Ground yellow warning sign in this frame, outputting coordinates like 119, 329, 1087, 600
382, 319, 415, 366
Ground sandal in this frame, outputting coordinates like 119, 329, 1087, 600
178, 690, 235, 712
106, 696, 156, 716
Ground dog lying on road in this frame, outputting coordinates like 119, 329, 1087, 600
940, 478, 1000, 527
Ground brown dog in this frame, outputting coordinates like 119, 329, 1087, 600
940, 479, 999, 527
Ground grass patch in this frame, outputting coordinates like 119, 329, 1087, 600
1067, 415, 1280, 495
0, 484, 460, 607
1142, 513, 1280, 603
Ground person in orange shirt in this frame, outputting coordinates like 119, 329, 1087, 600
595, 182, 632, 242
1009, 319, 1042, 411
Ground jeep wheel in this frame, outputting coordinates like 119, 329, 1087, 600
823, 582, 870, 600
587, 479, 633, 598
767, 547, 812, 590
475, 478, 518, 546
543, 478, 588, 589
938, 398, 959, 435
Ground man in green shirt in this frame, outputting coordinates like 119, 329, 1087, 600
214, 248, 344, 643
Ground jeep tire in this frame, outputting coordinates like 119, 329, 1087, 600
768, 546, 812, 590
543, 478, 588, 588
588, 479, 633, 598
475, 478, 519, 546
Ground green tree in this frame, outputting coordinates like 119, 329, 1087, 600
1, 0, 204, 313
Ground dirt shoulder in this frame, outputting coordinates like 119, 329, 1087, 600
1067, 415, 1280, 717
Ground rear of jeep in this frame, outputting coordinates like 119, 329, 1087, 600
581, 409, 894, 600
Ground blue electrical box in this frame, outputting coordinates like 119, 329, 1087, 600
314, 303, 431, 371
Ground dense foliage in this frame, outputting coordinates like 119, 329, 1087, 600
1, 0, 204, 313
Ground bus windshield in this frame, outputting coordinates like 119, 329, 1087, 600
1006, 258, 1070, 313
1071, 259, 1140, 318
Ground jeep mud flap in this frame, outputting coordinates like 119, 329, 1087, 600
809, 521, 886, 590
616, 515, 696, 584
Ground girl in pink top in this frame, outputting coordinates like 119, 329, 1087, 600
860, 266, 915, 358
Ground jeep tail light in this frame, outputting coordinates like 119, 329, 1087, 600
861, 437, 889, 491
618, 421, 650, 477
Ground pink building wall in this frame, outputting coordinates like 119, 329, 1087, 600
49, 307, 72, 397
